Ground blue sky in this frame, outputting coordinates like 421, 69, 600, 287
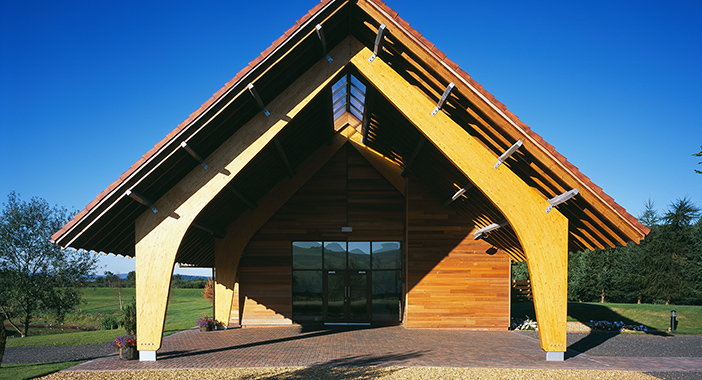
1, 0, 701, 276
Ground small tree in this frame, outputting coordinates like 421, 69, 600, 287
0, 192, 97, 338
202, 279, 214, 301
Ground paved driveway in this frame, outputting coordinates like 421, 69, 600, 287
65, 326, 701, 373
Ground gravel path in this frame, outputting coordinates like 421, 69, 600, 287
40, 367, 665, 379
2, 342, 116, 364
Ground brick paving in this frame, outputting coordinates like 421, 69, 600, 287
66, 326, 701, 373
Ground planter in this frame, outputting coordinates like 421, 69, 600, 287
119, 346, 137, 360
199, 325, 213, 332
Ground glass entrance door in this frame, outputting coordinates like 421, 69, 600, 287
324, 270, 370, 324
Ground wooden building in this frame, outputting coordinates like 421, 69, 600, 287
52, 0, 649, 362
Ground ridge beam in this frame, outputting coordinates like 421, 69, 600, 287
274, 137, 295, 178
432, 82, 456, 116
368, 23, 387, 62
125, 190, 157, 213
315, 24, 333, 63
180, 141, 209, 170
247, 83, 270, 116
494, 140, 523, 169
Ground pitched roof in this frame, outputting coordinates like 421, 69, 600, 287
52, 0, 648, 265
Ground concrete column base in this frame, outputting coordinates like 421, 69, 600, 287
139, 350, 157, 361
546, 351, 564, 361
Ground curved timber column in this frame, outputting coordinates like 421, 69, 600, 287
214, 129, 350, 325
134, 40, 352, 361
349, 38, 569, 359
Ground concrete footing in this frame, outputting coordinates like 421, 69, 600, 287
546, 351, 564, 361
139, 350, 157, 361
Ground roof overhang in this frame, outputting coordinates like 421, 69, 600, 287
52, 0, 649, 266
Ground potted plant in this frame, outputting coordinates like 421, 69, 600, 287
109, 332, 137, 360
197, 315, 215, 331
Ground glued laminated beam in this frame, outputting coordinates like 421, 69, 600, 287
357, 0, 647, 245
215, 128, 350, 326
134, 39, 353, 355
350, 38, 568, 355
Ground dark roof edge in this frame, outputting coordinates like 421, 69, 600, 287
51, 0, 338, 246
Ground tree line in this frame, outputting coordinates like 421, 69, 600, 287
513, 198, 702, 305
568, 198, 701, 305
89, 271, 209, 289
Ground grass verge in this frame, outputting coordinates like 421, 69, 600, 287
0, 361, 81, 380
5, 288, 211, 347
512, 302, 702, 334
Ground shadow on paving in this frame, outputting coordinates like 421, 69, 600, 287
514, 301, 672, 358
158, 325, 416, 362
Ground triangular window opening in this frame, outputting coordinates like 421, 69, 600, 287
332, 74, 366, 120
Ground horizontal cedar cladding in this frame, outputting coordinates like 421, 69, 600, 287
352, 0, 648, 254
51, 0, 351, 259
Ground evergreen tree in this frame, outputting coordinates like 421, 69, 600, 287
639, 198, 700, 304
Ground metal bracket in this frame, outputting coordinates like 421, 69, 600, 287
546, 189, 579, 213
442, 183, 474, 207
125, 190, 158, 213
432, 82, 456, 116
180, 141, 208, 170
494, 140, 523, 169
473, 219, 508, 240
368, 23, 387, 62
247, 83, 270, 116
315, 24, 333, 63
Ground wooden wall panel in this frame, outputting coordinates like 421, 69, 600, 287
236, 145, 405, 325
406, 178, 511, 329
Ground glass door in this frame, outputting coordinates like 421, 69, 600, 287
323, 270, 370, 324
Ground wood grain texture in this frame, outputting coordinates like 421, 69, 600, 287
406, 178, 510, 329
350, 39, 568, 351
236, 142, 405, 325
214, 128, 349, 326
356, 0, 646, 245
134, 40, 355, 352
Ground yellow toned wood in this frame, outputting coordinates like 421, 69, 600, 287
214, 129, 349, 326
350, 39, 568, 352
134, 41, 356, 352
356, 0, 646, 245
347, 128, 406, 196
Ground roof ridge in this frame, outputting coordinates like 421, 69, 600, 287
365, 0, 647, 237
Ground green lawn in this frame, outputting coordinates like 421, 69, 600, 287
0, 361, 81, 380
5, 287, 212, 347
512, 301, 702, 334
